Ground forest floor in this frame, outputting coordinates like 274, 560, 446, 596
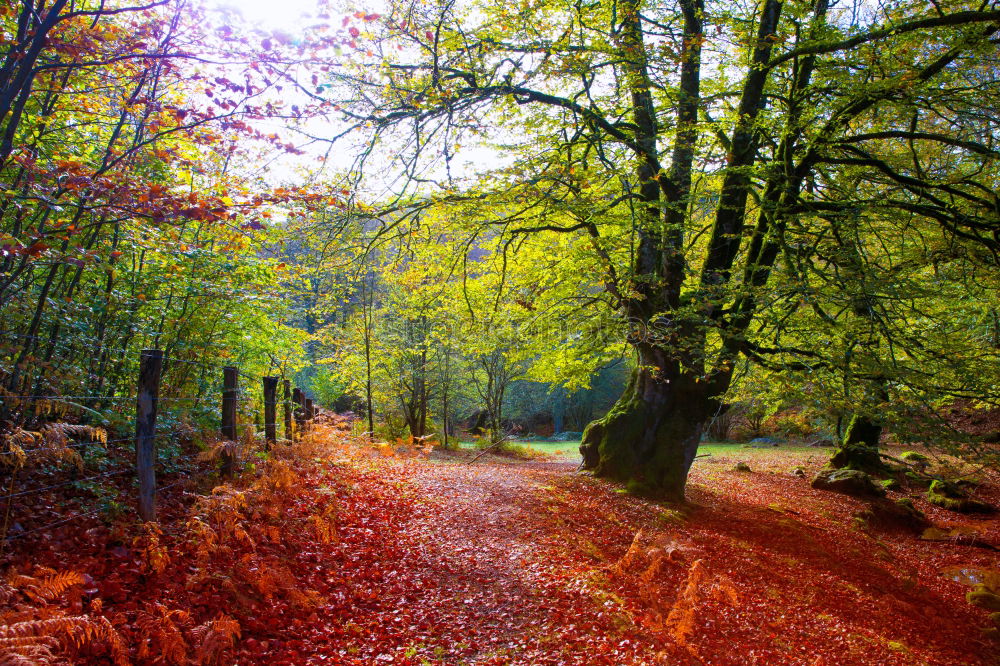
3, 423, 1000, 665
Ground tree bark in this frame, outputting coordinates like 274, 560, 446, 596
580, 345, 715, 501
830, 409, 891, 474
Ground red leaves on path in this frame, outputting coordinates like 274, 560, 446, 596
4, 441, 998, 664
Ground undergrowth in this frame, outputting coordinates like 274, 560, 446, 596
1, 424, 354, 664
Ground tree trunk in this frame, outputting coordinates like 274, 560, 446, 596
829, 413, 890, 474
580, 346, 714, 502
830, 375, 891, 473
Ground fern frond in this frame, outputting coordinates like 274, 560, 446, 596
3, 430, 41, 449
7, 570, 85, 603
0, 581, 16, 606
0, 640, 58, 665
664, 559, 707, 646
306, 514, 337, 545
196, 440, 240, 463
134, 523, 171, 575
0, 430, 39, 470
136, 603, 191, 664
0, 443, 26, 470
186, 517, 219, 560
41, 424, 107, 445
0, 615, 126, 666
191, 614, 240, 666
0, 635, 59, 650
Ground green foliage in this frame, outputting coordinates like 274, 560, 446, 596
0, 1, 310, 433
771, 412, 822, 440
309, 366, 352, 408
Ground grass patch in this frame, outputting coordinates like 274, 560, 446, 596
455, 439, 582, 459
451, 439, 835, 462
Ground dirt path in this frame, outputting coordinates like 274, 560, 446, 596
7, 429, 997, 665
299, 449, 1000, 666
355, 458, 654, 665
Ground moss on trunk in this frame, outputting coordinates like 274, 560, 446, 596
580, 357, 711, 502
829, 413, 891, 474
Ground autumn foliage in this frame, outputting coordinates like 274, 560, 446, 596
0, 422, 997, 664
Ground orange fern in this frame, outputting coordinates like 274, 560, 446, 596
134, 522, 171, 575
665, 559, 707, 646
191, 614, 240, 665
136, 603, 192, 664
0, 580, 127, 666
6, 569, 86, 604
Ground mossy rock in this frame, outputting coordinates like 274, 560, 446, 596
903, 470, 933, 489
880, 478, 901, 492
790, 466, 806, 478
856, 498, 928, 532
811, 468, 886, 498
927, 480, 995, 514
829, 445, 890, 473
989, 612, 1000, 628
733, 462, 752, 473
900, 451, 930, 464
967, 584, 1000, 612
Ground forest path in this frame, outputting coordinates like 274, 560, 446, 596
312, 448, 1000, 666
381, 457, 651, 665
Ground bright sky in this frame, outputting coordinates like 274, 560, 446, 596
213, 0, 322, 32
205, 0, 495, 195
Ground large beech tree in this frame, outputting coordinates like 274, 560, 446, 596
322, 0, 1000, 499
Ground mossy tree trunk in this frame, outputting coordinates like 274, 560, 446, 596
580, 344, 718, 502
830, 380, 890, 473
843, 413, 882, 448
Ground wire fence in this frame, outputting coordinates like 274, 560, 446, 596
0, 328, 291, 411
1, 349, 317, 545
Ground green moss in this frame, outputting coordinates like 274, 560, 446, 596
659, 508, 687, 525
880, 478, 901, 491
988, 612, 1000, 628
625, 478, 654, 497
812, 468, 886, 498
903, 470, 932, 489
927, 480, 995, 514
968, 585, 1000, 611
580, 369, 702, 502
734, 462, 752, 472
853, 497, 927, 533
900, 451, 929, 464
829, 444, 890, 474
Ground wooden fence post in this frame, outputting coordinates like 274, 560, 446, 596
282, 379, 292, 442
263, 376, 278, 449
221, 366, 238, 476
305, 398, 314, 432
292, 388, 304, 440
135, 349, 163, 522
